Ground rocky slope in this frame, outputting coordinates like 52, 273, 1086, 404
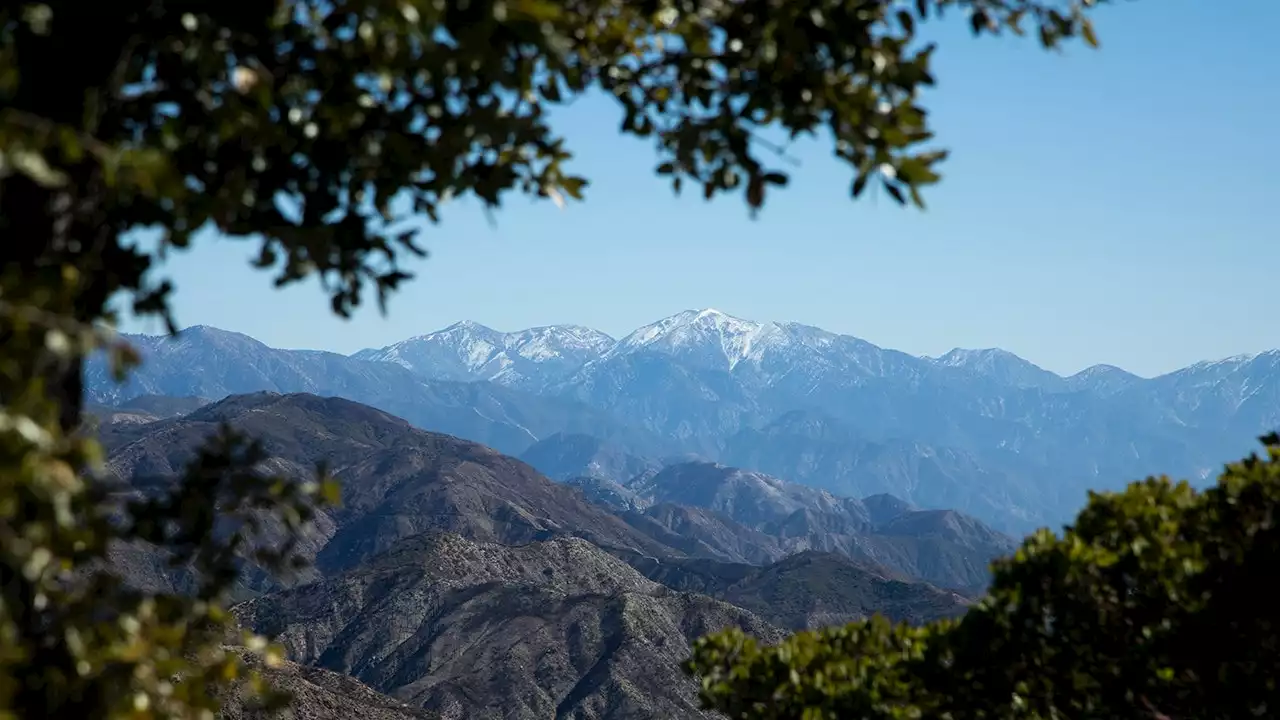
616, 502, 788, 566
99, 393, 1013, 592
87, 394, 210, 425
522, 450, 1014, 590
219, 648, 438, 720
234, 533, 786, 720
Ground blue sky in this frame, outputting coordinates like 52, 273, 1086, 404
122, 0, 1279, 378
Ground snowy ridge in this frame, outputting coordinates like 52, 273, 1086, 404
1177, 350, 1273, 379
1148, 350, 1280, 419
601, 308, 779, 372
1061, 363, 1142, 396
353, 320, 614, 386
351, 308, 1280, 405
935, 347, 1028, 369
596, 309, 908, 383
1068, 364, 1135, 380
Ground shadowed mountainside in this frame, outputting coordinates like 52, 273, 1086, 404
100, 392, 684, 580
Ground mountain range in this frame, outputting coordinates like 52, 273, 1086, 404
83, 309, 1279, 717
89, 308, 1280, 533
98, 392, 985, 719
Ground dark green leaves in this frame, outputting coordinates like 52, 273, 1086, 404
123, 425, 331, 599
603, 0, 1106, 214
0, 289, 330, 717
688, 617, 940, 720
2, 0, 1111, 323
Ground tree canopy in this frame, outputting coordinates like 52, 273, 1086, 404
2, 0, 1108, 326
0, 0, 1114, 717
688, 435, 1280, 719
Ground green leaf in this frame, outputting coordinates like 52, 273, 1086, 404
852, 172, 870, 198
560, 176, 587, 200
746, 175, 765, 208
883, 180, 906, 205
1082, 19, 1099, 48
909, 184, 926, 209
2, 147, 68, 187
319, 478, 343, 507
898, 9, 915, 35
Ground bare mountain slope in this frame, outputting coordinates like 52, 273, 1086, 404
219, 648, 437, 720
235, 533, 785, 720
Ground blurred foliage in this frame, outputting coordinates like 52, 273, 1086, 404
0, 290, 334, 718
688, 435, 1280, 719
0, 0, 1110, 717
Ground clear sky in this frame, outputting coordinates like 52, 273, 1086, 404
121, 0, 1279, 378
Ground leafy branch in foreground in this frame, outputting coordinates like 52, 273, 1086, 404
0, 300, 333, 718
2, 0, 1110, 326
689, 435, 1280, 719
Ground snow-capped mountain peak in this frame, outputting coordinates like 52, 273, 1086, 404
443, 319, 500, 334
1062, 363, 1141, 396
935, 347, 1020, 368
929, 347, 1063, 389
603, 308, 775, 371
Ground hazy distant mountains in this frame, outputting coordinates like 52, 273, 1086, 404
88, 309, 1280, 532
86, 326, 673, 459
